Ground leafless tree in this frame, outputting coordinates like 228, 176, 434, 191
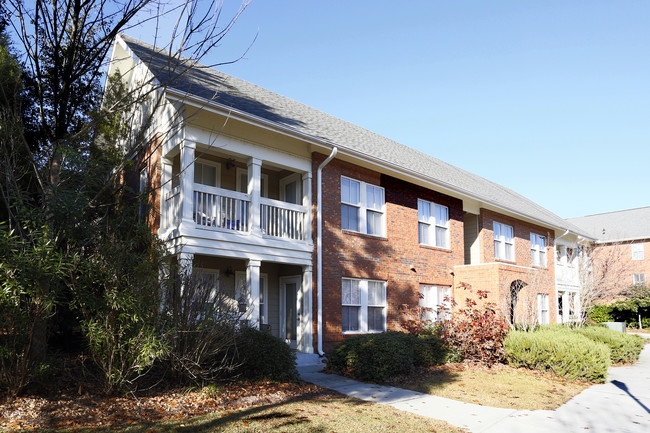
578, 241, 632, 322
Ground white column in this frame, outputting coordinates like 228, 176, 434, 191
246, 259, 261, 327
300, 265, 314, 353
161, 158, 173, 231
562, 292, 570, 323
302, 172, 312, 242
248, 158, 262, 236
573, 292, 581, 322
180, 141, 196, 227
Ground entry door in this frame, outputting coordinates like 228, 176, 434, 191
280, 276, 301, 349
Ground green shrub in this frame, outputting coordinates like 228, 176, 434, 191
588, 305, 615, 323
504, 330, 610, 383
574, 326, 645, 364
235, 327, 298, 382
327, 331, 446, 382
413, 335, 448, 367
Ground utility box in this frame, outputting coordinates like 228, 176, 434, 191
604, 322, 627, 333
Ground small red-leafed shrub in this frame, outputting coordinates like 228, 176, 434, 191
438, 283, 509, 366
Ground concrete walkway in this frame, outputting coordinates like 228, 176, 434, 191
297, 339, 650, 433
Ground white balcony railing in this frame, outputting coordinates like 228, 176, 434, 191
163, 183, 308, 241
193, 185, 250, 233
260, 197, 307, 241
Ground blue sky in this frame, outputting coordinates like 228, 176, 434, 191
130, 1, 650, 219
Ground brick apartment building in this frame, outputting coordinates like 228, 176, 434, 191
109, 35, 597, 355
568, 207, 650, 302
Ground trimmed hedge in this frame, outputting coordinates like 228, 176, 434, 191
574, 326, 645, 364
327, 331, 447, 382
235, 327, 298, 381
504, 330, 610, 383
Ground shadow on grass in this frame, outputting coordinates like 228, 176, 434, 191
68, 391, 370, 433
388, 367, 463, 394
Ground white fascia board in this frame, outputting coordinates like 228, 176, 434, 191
595, 236, 650, 244
164, 88, 573, 234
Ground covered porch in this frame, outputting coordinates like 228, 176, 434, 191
181, 254, 314, 353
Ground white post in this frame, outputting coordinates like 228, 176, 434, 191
302, 172, 312, 242
246, 259, 261, 327
180, 141, 196, 229
301, 265, 313, 353
248, 158, 262, 236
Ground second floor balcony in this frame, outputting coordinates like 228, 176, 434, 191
160, 143, 312, 245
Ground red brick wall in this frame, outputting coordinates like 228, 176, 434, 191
454, 208, 557, 323
590, 239, 650, 302
312, 152, 464, 352
127, 133, 162, 234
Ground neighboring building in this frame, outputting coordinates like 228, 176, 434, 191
568, 207, 650, 302
108, 35, 596, 354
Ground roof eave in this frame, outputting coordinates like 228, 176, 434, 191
164, 87, 577, 234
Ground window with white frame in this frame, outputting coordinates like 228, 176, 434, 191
341, 177, 385, 236
419, 285, 451, 322
633, 273, 646, 285
556, 244, 565, 265
566, 247, 575, 268
194, 161, 220, 187
194, 269, 220, 310
632, 243, 644, 261
494, 222, 514, 261
418, 199, 450, 248
537, 293, 549, 325
342, 278, 386, 333
531, 233, 547, 267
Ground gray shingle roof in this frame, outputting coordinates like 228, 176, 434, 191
118, 34, 593, 238
567, 207, 650, 242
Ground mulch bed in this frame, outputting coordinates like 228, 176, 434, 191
0, 355, 329, 431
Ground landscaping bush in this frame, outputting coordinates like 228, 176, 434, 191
328, 332, 416, 382
235, 327, 298, 382
327, 331, 447, 382
438, 283, 509, 366
504, 329, 610, 383
588, 304, 615, 323
574, 326, 645, 364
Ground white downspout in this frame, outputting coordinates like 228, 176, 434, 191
317, 147, 338, 356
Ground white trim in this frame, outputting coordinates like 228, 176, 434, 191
537, 293, 549, 325
494, 222, 514, 261
279, 173, 302, 204
194, 158, 221, 188
417, 199, 450, 248
280, 275, 302, 348
236, 167, 269, 197
530, 233, 547, 268
162, 88, 597, 239
235, 271, 268, 324
632, 243, 645, 261
341, 176, 386, 237
341, 278, 387, 334
194, 268, 220, 301
419, 284, 451, 322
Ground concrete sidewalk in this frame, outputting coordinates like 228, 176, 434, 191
297, 341, 650, 433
